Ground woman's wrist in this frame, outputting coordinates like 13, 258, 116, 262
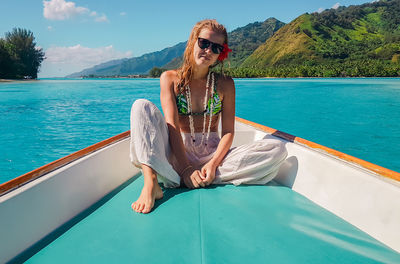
207, 159, 219, 169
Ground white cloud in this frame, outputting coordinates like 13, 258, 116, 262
332, 3, 340, 9
95, 14, 109, 23
47, 26, 54, 31
43, 0, 88, 20
43, 0, 109, 22
120, 12, 126, 16
40, 44, 132, 77
317, 7, 325, 13
45, 44, 132, 65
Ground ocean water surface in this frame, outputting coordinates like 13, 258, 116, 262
0, 78, 399, 184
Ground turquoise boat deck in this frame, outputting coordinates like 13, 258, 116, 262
20, 176, 400, 263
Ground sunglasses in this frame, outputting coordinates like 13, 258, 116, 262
197, 38, 224, 54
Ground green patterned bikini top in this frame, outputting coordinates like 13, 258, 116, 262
176, 75, 222, 116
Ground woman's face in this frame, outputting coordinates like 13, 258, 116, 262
193, 28, 225, 68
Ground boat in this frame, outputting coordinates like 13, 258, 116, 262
1, 117, 400, 263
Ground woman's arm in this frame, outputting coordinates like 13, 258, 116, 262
160, 71, 206, 188
201, 76, 235, 185
160, 71, 189, 173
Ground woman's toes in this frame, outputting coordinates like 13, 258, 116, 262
133, 202, 142, 212
139, 203, 145, 212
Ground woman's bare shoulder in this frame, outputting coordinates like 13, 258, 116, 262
161, 70, 180, 93
160, 70, 178, 82
160, 70, 179, 94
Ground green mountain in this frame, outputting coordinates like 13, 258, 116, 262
66, 42, 186, 77
227, 17, 285, 67
241, 14, 314, 67
65, 58, 129, 78
240, 0, 400, 76
162, 55, 183, 70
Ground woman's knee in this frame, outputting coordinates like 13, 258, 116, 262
131, 99, 155, 117
131, 98, 152, 111
259, 138, 288, 162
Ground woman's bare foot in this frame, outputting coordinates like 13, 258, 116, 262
131, 165, 164, 214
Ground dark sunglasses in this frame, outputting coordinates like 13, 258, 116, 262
197, 38, 224, 54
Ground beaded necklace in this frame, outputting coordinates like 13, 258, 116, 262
185, 71, 215, 146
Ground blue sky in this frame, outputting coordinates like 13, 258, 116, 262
1, 0, 371, 77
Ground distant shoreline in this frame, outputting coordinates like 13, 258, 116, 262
0, 79, 39, 83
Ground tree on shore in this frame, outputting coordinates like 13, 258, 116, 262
149, 67, 166, 77
0, 39, 14, 78
0, 28, 45, 79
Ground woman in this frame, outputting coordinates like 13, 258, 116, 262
130, 19, 287, 214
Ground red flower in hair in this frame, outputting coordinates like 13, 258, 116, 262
218, 44, 232, 61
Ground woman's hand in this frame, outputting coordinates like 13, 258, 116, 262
201, 161, 217, 186
182, 168, 206, 189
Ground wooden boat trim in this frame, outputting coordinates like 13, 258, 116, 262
0, 131, 131, 196
236, 117, 400, 182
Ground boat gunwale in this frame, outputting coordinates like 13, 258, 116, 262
0, 131, 131, 196
1, 117, 399, 196
235, 117, 400, 183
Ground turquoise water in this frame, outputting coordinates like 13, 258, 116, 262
1, 78, 399, 184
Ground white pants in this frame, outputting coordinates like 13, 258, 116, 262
130, 99, 288, 188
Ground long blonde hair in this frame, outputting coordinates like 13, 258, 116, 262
177, 19, 228, 92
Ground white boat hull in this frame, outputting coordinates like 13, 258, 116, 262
0, 118, 399, 263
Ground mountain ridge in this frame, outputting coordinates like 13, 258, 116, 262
240, 0, 400, 76
66, 42, 187, 78
66, 18, 285, 77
